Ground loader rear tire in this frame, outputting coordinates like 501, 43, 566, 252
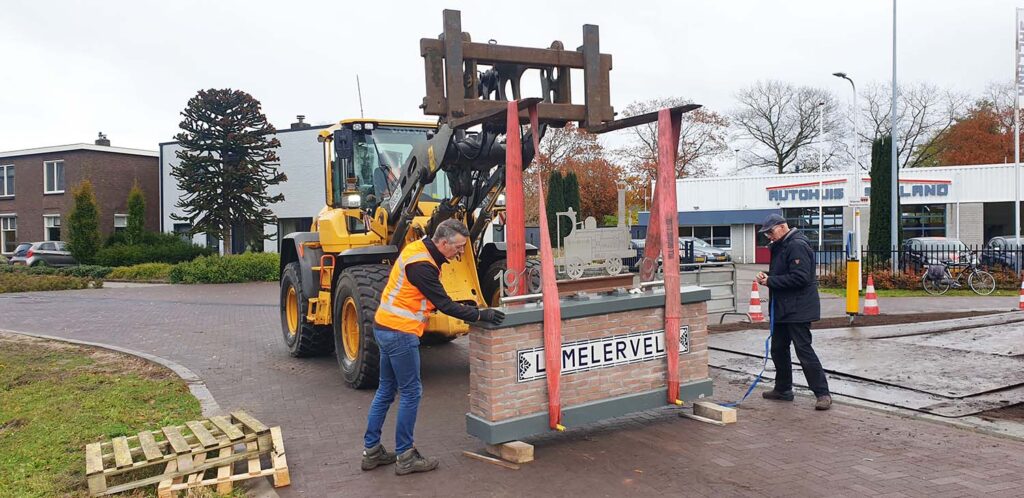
333, 264, 389, 389
280, 262, 334, 357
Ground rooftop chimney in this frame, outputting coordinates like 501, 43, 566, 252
290, 115, 311, 130
95, 132, 110, 146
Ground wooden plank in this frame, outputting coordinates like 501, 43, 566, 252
231, 411, 269, 435
112, 436, 133, 469
138, 431, 163, 462
693, 401, 737, 424
246, 441, 261, 476
186, 450, 208, 488
485, 441, 534, 464
156, 460, 177, 498
216, 445, 234, 495
461, 450, 520, 470
186, 421, 218, 448
161, 426, 191, 454
167, 467, 276, 492
270, 426, 291, 487
99, 449, 262, 496
85, 442, 105, 475
209, 415, 244, 441
86, 443, 107, 495
678, 411, 728, 427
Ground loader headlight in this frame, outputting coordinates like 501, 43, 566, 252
343, 194, 362, 208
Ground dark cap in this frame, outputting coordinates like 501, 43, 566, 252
758, 213, 786, 233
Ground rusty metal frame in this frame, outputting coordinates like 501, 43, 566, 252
420, 9, 615, 129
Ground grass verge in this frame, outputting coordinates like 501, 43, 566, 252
0, 334, 201, 497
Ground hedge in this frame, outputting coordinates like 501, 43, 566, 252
0, 264, 111, 279
95, 232, 213, 267
107, 263, 173, 281
169, 252, 279, 284
819, 267, 1022, 290
0, 273, 100, 293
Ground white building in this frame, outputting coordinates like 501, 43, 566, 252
641, 164, 1024, 263
159, 119, 329, 253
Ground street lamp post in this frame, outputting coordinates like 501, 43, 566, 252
733, 148, 740, 171
833, 71, 861, 287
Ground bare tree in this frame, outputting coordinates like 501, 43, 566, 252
613, 97, 730, 181
732, 80, 844, 174
861, 81, 968, 168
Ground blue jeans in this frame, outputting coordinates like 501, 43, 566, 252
363, 327, 422, 453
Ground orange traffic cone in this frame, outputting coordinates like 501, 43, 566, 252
1018, 275, 1024, 311
863, 276, 879, 316
748, 281, 765, 322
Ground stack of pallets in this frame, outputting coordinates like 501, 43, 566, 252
85, 410, 289, 497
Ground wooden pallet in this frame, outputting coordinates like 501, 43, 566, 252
85, 410, 289, 497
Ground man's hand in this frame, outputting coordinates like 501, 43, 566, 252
477, 308, 506, 325
755, 272, 768, 286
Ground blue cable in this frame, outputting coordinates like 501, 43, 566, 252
719, 299, 773, 408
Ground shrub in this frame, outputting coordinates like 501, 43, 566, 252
0, 273, 94, 293
169, 252, 279, 284
125, 182, 146, 245
108, 263, 173, 281
67, 180, 102, 264
95, 232, 213, 267
57, 265, 113, 279
0, 264, 60, 276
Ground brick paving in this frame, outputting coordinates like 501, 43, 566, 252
1, 283, 1022, 497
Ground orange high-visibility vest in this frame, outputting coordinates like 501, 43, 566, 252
375, 239, 438, 336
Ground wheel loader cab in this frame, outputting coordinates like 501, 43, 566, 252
326, 120, 445, 216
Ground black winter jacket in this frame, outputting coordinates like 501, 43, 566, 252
765, 229, 820, 323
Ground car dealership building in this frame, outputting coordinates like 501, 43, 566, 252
639, 163, 1024, 264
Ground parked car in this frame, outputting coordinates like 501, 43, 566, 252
7, 241, 77, 267
627, 238, 702, 272
980, 236, 1024, 272
901, 237, 969, 272
6, 242, 33, 266
679, 237, 731, 265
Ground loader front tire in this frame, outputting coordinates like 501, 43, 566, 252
280, 262, 333, 357
333, 264, 389, 389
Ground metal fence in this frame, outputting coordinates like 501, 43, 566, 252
815, 244, 1024, 278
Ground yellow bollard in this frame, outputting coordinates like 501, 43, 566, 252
846, 259, 860, 320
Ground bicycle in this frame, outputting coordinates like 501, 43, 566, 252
921, 255, 996, 296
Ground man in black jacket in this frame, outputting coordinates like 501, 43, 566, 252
755, 214, 832, 410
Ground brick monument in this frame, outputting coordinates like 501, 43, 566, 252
467, 287, 713, 444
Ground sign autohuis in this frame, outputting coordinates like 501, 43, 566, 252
766, 178, 951, 204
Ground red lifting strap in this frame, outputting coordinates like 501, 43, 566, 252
504, 101, 526, 296
536, 173, 564, 430
656, 109, 683, 405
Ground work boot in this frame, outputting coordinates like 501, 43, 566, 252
395, 447, 439, 476
361, 444, 397, 471
761, 389, 794, 401
815, 395, 833, 411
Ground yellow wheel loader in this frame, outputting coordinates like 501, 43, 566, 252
279, 9, 624, 389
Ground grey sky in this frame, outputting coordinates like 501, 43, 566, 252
1, 0, 1019, 152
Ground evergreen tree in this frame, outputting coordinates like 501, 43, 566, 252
171, 88, 285, 254
868, 137, 896, 258
125, 181, 145, 245
563, 171, 581, 218
67, 180, 101, 264
545, 171, 566, 247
